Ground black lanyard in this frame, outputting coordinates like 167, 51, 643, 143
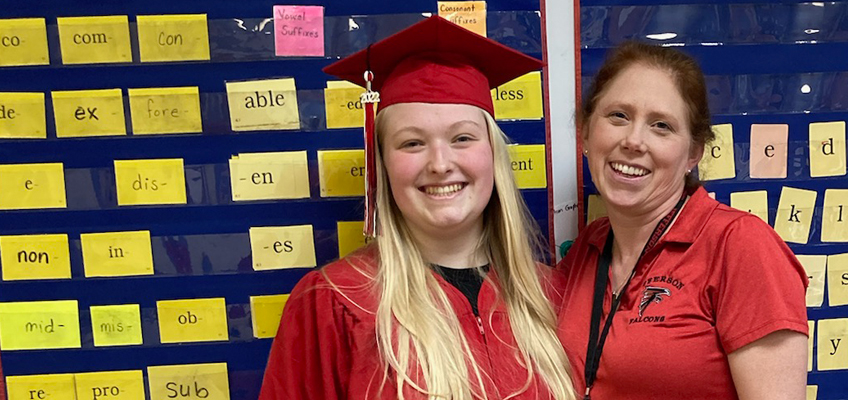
583, 194, 687, 400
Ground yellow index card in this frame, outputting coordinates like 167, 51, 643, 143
80, 231, 154, 278
0, 300, 80, 350
0, 18, 49, 67
0, 234, 71, 281
90, 304, 143, 347
324, 82, 364, 129
249, 225, 316, 270
229, 151, 310, 201
774, 187, 817, 244
114, 159, 187, 206
337, 221, 368, 258
729, 190, 768, 222
823, 189, 848, 242
807, 385, 818, 400
7, 373, 76, 400
797, 255, 826, 307
492, 72, 543, 120
226, 78, 300, 131
317, 149, 365, 197
148, 363, 230, 400
128, 87, 202, 135
817, 318, 848, 370
828, 252, 848, 307
0, 92, 46, 139
326, 81, 360, 89
57, 16, 131, 65
250, 294, 289, 339
137, 14, 210, 62
52, 89, 127, 137
810, 121, 847, 178
698, 124, 735, 181
809, 320, 815, 372
508, 144, 546, 189
438, 1, 487, 36
75, 370, 145, 400
0, 163, 66, 210
587, 194, 607, 224
157, 298, 228, 343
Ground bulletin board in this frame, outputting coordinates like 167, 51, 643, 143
0, 0, 550, 399
578, 1, 848, 398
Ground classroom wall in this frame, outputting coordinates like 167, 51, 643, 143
578, 1, 848, 398
0, 1, 550, 399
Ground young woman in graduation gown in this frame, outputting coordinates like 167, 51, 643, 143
259, 16, 577, 400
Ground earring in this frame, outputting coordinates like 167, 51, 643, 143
583, 149, 588, 155
686, 169, 692, 175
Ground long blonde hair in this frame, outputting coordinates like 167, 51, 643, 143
372, 107, 576, 400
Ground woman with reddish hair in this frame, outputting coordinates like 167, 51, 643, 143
558, 41, 808, 400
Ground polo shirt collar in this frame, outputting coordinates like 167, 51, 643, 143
663, 187, 717, 244
586, 218, 611, 250
585, 186, 717, 249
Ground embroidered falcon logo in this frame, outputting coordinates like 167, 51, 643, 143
639, 286, 671, 317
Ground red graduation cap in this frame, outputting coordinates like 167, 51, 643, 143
323, 15, 544, 237
324, 15, 543, 115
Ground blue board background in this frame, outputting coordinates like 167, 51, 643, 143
0, 1, 547, 399
580, 1, 848, 398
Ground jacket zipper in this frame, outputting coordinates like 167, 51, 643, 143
476, 316, 485, 337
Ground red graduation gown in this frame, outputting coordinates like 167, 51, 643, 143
259, 247, 567, 399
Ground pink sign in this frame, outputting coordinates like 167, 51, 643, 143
274, 5, 325, 57
749, 124, 788, 179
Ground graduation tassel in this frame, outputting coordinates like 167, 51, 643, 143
361, 70, 380, 238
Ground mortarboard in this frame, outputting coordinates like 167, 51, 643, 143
323, 15, 544, 237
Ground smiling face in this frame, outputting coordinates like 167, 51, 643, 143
379, 102, 494, 240
583, 63, 703, 217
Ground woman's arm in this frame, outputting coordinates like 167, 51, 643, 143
713, 216, 809, 400
728, 330, 807, 400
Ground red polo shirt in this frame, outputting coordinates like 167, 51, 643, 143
260, 246, 567, 399
557, 187, 808, 399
